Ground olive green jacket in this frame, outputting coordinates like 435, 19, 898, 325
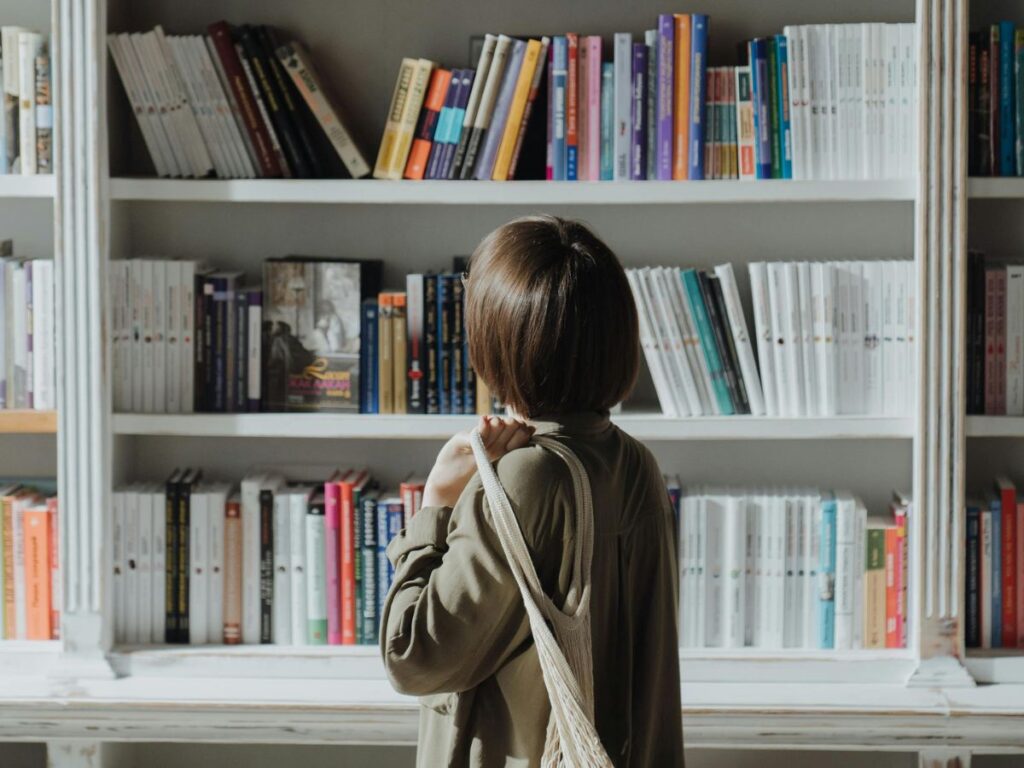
381, 411, 683, 767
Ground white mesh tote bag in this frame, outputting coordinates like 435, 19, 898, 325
469, 429, 614, 768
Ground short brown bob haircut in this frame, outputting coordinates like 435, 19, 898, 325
465, 215, 640, 418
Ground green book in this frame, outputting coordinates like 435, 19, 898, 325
767, 38, 782, 178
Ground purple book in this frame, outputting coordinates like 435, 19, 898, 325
656, 14, 675, 179
474, 39, 526, 180
425, 69, 464, 179
438, 69, 475, 179
630, 42, 648, 180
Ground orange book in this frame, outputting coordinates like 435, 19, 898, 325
223, 494, 243, 644
23, 506, 51, 641
403, 68, 452, 180
672, 15, 692, 179
884, 526, 899, 648
2, 494, 15, 638
337, 469, 369, 645
399, 476, 426, 527
46, 497, 59, 639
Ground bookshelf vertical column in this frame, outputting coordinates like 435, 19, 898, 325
910, 0, 973, 687
53, 0, 114, 678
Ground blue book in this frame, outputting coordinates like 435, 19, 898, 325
436, 274, 454, 414
819, 495, 837, 649
376, 496, 405, 621
359, 298, 378, 414
474, 39, 526, 180
991, 498, 1003, 646
425, 69, 463, 180
966, 505, 981, 648
688, 14, 709, 180
630, 43, 648, 180
775, 34, 793, 179
551, 37, 568, 180
680, 269, 734, 415
600, 61, 614, 180
439, 68, 475, 179
1000, 21, 1016, 176
360, 491, 378, 644
749, 38, 772, 179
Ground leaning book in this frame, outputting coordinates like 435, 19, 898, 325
262, 257, 382, 412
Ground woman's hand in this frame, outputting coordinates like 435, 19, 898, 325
421, 415, 536, 508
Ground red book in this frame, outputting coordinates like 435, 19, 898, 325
404, 69, 452, 180
1017, 500, 1024, 647
337, 469, 369, 645
884, 526, 898, 647
208, 21, 282, 177
996, 477, 1018, 646
324, 471, 344, 645
886, 498, 910, 648
565, 34, 579, 179
46, 497, 58, 640
399, 476, 426, 528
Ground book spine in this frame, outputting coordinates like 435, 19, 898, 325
246, 290, 261, 411
163, 480, 178, 642
993, 498, 1004, 646
475, 41, 525, 180
425, 69, 459, 180
437, 275, 453, 414
893, 502, 909, 648
750, 39, 772, 179
767, 38, 782, 178
374, 58, 416, 179
614, 33, 633, 180
706, 273, 750, 414
585, 36, 601, 181
23, 508, 50, 640
1001, 484, 1018, 647
392, 296, 407, 414
651, 15, 673, 180
176, 477, 192, 643
776, 34, 793, 179
997, 268, 1008, 413
985, 267, 1001, 414
358, 299, 378, 414
1000, 21, 1015, 176
819, 497, 837, 649
339, 480, 357, 645
508, 38, 550, 180
223, 496, 241, 643
1018, 500, 1024, 647
440, 68, 474, 179
234, 290, 247, 412
551, 37, 568, 180
1015, 32, 1024, 176
688, 15, 708, 180
405, 274, 425, 413
450, 278, 464, 413
404, 68, 451, 180
360, 494, 378, 644
966, 506, 980, 648
259, 487, 273, 643
565, 34, 579, 180
645, 30, 657, 181
982, 507, 994, 648
600, 62, 614, 180
450, 36, 495, 179
630, 43, 647, 179
978, 37, 992, 176
324, 480, 341, 644
494, 40, 542, 181
990, 26, 1000, 177
207, 22, 280, 176
424, 275, 439, 414
864, 526, 886, 649
682, 270, 733, 415
189, 491, 209, 645
34, 49, 51, 174
47, 497, 59, 638
306, 497, 327, 645
377, 293, 394, 414
577, 38, 589, 179
459, 37, 511, 180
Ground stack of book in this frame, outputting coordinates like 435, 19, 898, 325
111, 469, 424, 646
677, 487, 909, 650
108, 23, 370, 179
0, 247, 55, 411
377, 20, 917, 182
964, 252, 1024, 415
966, 477, 1024, 649
629, 260, 916, 418
968, 22, 1024, 177
0, 27, 51, 175
0, 480, 59, 640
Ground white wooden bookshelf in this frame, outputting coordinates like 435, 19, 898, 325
2, 0, 1019, 765
109, 178, 915, 205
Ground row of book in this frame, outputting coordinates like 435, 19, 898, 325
0, 481, 59, 640
629, 260, 916, 418
108, 24, 370, 180
0, 250, 55, 411
112, 469, 423, 645
676, 487, 909, 649
375, 20, 917, 182
965, 253, 1024, 415
968, 23, 1024, 177
0, 27, 50, 175
966, 477, 1024, 649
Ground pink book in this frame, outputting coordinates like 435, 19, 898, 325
585, 36, 602, 181
324, 471, 345, 645
545, 42, 554, 180
1018, 500, 1024, 647
893, 500, 909, 647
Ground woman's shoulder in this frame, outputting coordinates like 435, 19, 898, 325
492, 442, 574, 504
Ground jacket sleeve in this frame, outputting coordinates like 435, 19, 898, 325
381, 466, 564, 697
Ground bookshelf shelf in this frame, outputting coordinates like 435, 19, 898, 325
108, 178, 916, 206
965, 416, 1024, 437
0, 174, 55, 199
964, 651, 1024, 684
111, 413, 914, 441
0, 410, 58, 434
967, 178, 1024, 199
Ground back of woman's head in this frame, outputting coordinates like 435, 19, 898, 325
465, 215, 640, 419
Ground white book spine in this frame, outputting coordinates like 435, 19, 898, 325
11, 263, 26, 408
748, 263, 778, 415
112, 491, 125, 642
639, 268, 689, 417
881, 260, 898, 414
152, 27, 213, 177
123, 489, 139, 644
863, 261, 885, 415
679, 494, 691, 647
694, 495, 707, 646
305, 506, 328, 640
715, 263, 766, 415
613, 33, 632, 181
626, 270, 677, 417
796, 262, 818, 416
247, 298, 262, 406
152, 260, 167, 413
23, 262, 32, 408
167, 35, 226, 178
17, 32, 41, 174
650, 268, 699, 416
783, 495, 801, 648
189, 490, 209, 645
803, 493, 821, 649
722, 494, 746, 648
180, 261, 196, 414
784, 27, 802, 180
239, 475, 263, 645
852, 501, 867, 648
290, 490, 309, 645
204, 35, 260, 175
767, 496, 786, 648
129, 32, 190, 176
848, 262, 865, 413
743, 498, 757, 647
136, 489, 153, 645
833, 493, 857, 650
980, 508, 993, 649
272, 492, 292, 645
108, 34, 173, 177
894, 259, 909, 414
670, 272, 716, 414
165, 260, 181, 414
140, 260, 155, 413
765, 263, 792, 415
151, 489, 166, 642
835, 262, 852, 413
750, 495, 767, 647
704, 495, 724, 648
208, 486, 226, 645
782, 262, 806, 416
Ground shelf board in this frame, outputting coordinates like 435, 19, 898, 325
964, 650, 1024, 684
0, 410, 57, 434
0, 174, 54, 199
108, 178, 916, 206
966, 416, 1024, 437
968, 177, 1024, 198
112, 413, 914, 441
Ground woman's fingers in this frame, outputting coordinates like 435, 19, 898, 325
487, 417, 533, 459
503, 424, 535, 452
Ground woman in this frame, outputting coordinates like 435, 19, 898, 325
381, 216, 683, 767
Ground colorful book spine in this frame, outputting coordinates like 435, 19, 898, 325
819, 495, 837, 649
404, 68, 450, 180
630, 43, 647, 179
305, 493, 327, 645
450, 276, 464, 414
681, 269, 734, 415
359, 298, 378, 414
475, 39, 525, 180
508, 37, 550, 180
645, 30, 657, 181
424, 274, 440, 414
735, 66, 756, 179
360, 492, 378, 644
1016, 31, 1024, 176
766, 37, 782, 178
224, 495, 242, 644
436, 274, 454, 414
992, 497, 1003, 646
750, 38, 772, 179
23, 507, 50, 640
775, 34, 793, 179
405, 274, 426, 414
999, 480, 1018, 647
999, 21, 1016, 176
493, 40, 541, 180
565, 34, 579, 180
439, 68, 474, 179
585, 36, 602, 182
654, 15, 674, 180
864, 525, 886, 649
450, 35, 495, 179
600, 62, 614, 180
338, 474, 360, 645
966, 505, 981, 647
324, 479, 342, 645
673, 15, 691, 180
551, 37, 568, 181
258, 486, 272, 644
688, 14, 709, 180
425, 69, 462, 180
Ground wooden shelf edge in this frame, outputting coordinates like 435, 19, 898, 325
109, 178, 916, 205
0, 410, 57, 434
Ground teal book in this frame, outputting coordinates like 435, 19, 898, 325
680, 269, 734, 414
600, 62, 614, 180
766, 37, 782, 178
819, 495, 837, 649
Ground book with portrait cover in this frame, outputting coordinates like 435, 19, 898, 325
262, 257, 382, 412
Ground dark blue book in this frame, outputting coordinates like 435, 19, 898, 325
450, 275, 464, 414
436, 274, 455, 414
209, 274, 230, 412
999, 21, 1016, 176
359, 298, 378, 413
749, 38, 772, 179
424, 274, 440, 414
630, 42, 648, 179
439, 69, 475, 179
966, 505, 981, 648
775, 34, 792, 179
360, 490, 379, 644
991, 498, 1003, 646
687, 14, 709, 180
376, 496, 404, 625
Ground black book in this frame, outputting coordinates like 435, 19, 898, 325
259, 488, 274, 643
708, 274, 751, 414
697, 271, 744, 415
236, 25, 312, 178
163, 468, 182, 643
977, 33, 992, 177
967, 251, 986, 414
176, 468, 202, 643
424, 274, 440, 414
450, 275, 465, 413
968, 33, 978, 176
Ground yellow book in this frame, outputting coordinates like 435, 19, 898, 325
373, 58, 417, 179
491, 39, 542, 181
388, 58, 435, 179
378, 293, 395, 413
863, 521, 889, 649
392, 293, 408, 414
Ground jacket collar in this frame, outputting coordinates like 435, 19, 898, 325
526, 410, 612, 436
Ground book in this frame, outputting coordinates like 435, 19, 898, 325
493, 39, 542, 180
404, 67, 451, 180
